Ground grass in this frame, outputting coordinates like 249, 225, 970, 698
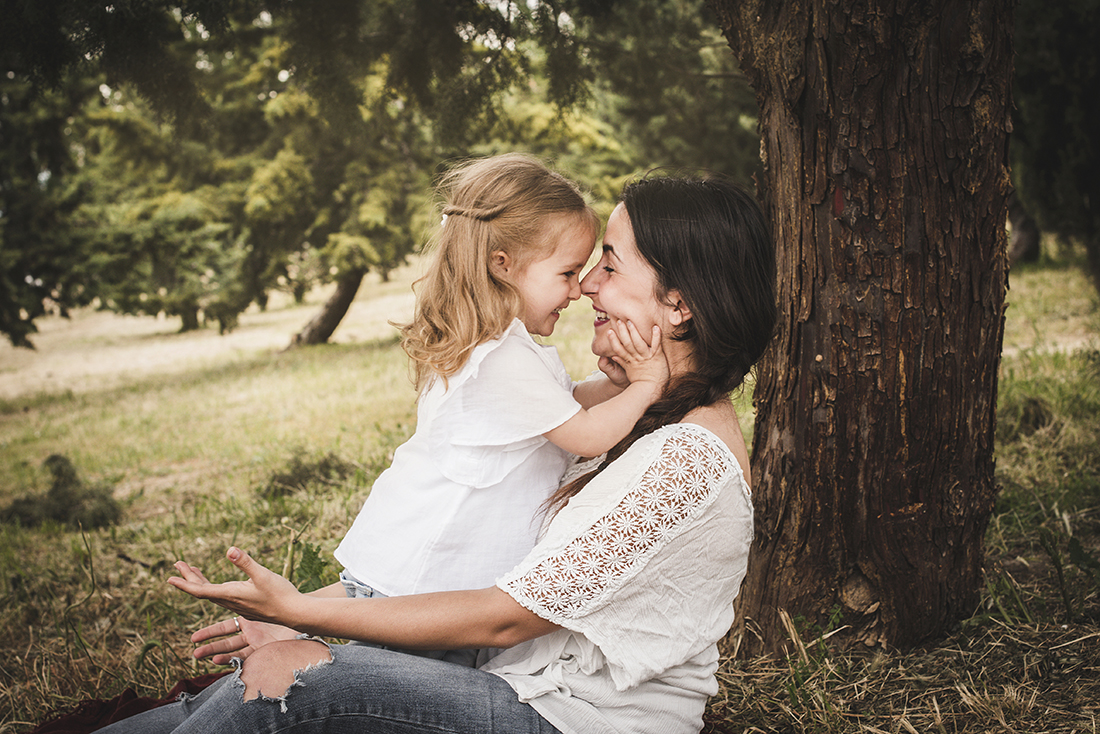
1, 248, 1099, 733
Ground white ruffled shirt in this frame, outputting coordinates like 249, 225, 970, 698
483, 423, 754, 734
335, 319, 582, 596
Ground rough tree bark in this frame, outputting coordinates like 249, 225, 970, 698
708, 0, 1013, 652
286, 268, 367, 348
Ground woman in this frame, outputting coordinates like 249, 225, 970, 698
98, 173, 777, 734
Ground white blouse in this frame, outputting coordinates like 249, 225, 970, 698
334, 319, 582, 596
483, 423, 753, 734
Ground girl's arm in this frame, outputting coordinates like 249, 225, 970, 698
571, 357, 629, 409
171, 548, 559, 655
544, 321, 668, 456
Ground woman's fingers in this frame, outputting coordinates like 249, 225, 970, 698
191, 617, 241, 644
173, 561, 207, 584
226, 546, 268, 581
168, 547, 303, 629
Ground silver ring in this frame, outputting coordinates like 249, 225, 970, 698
233, 616, 241, 633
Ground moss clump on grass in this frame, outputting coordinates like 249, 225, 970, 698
260, 447, 357, 498
1, 454, 122, 529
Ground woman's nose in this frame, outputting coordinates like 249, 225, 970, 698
580, 267, 599, 296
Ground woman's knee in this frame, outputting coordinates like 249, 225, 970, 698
238, 638, 332, 701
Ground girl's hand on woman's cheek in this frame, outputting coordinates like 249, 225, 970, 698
608, 321, 668, 388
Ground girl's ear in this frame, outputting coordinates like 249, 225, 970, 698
491, 250, 513, 276
667, 290, 693, 326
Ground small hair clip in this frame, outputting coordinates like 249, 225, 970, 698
441, 213, 448, 227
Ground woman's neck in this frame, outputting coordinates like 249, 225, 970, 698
663, 340, 698, 380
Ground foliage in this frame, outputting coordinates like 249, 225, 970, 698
1011, 0, 1100, 293
0, 68, 101, 347
0, 0, 770, 348
0, 1, 539, 346
574, 0, 761, 185
295, 541, 336, 594
1, 454, 121, 529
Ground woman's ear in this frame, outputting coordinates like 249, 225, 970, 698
667, 290, 693, 326
491, 250, 513, 276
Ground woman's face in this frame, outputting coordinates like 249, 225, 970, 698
580, 203, 683, 359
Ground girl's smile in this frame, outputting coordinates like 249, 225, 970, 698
509, 215, 598, 337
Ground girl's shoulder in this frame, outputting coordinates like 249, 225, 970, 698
453, 319, 554, 380
473, 319, 568, 377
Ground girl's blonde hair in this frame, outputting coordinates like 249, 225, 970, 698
401, 154, 598, 391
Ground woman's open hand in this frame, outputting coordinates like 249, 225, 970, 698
168, 548, 302, 632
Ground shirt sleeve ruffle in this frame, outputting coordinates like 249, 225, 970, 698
497, 424, 754, 691
429, 321, 581, 488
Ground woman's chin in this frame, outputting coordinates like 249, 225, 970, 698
590, 334, 613, 359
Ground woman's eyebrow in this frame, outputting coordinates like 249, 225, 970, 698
601, 243, 621, 262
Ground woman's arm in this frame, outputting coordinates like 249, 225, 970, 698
170, 548, 559, 653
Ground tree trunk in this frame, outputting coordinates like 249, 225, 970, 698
709, 0, 1012, 653
287, 269, 367, 348
1007, 189, 1041, 264
178, 306, 201, 333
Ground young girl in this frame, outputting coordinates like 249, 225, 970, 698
228, 154, 668, 665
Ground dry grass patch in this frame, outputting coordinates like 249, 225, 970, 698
704, 622, 1100, 733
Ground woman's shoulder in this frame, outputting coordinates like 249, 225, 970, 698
676, 403, 751, 487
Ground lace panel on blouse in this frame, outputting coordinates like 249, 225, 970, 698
506, 427, 734, 619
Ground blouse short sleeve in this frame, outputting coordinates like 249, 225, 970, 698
428, 320, 581, 488
497, 424, 753, 690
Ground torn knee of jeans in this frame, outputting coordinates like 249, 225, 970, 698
238, 638, 334, 713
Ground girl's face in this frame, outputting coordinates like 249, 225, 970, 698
581, 203, 684, 359
508, 215, 597, 337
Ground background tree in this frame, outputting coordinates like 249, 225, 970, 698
1010, 0, 1100, 289
710, 0, 1012, 652
577, 0, 761, 183
0, 66, 100, 347
2, 0, 774, 347
0, 0, 569, 346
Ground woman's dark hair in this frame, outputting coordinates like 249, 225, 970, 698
545, 173, 777, 516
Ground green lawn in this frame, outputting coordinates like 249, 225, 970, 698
1, 250, 1097, 733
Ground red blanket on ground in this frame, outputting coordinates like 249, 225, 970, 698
27, 672, 229, 734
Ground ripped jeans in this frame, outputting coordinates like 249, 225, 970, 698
94, 642, 562, 733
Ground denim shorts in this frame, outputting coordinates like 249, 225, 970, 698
339, 569, 482, 668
